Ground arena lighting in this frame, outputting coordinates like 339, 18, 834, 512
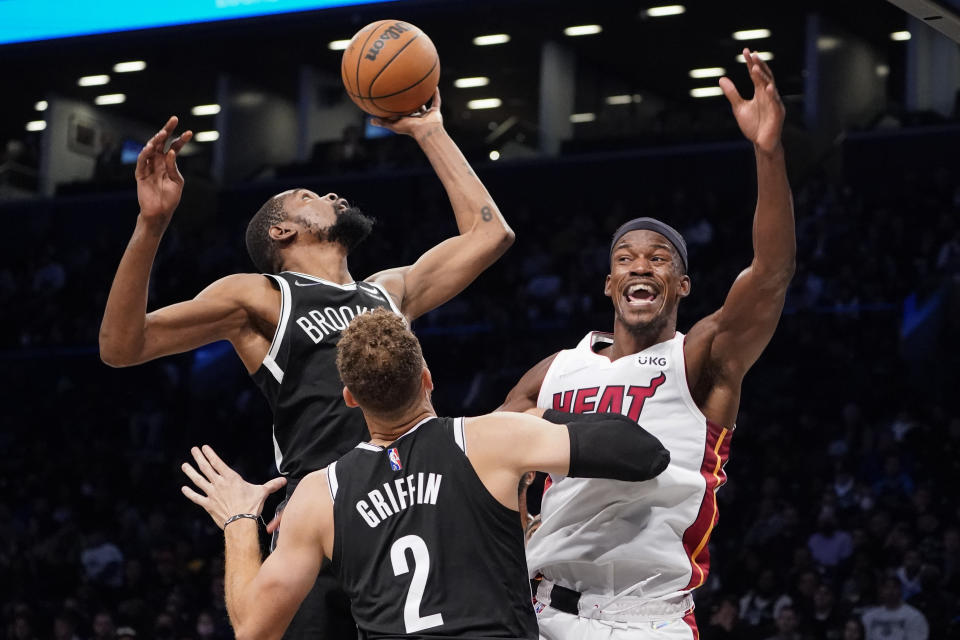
191, 104, 221, 116
876, 64, 891, 77
643, 5, 686, 17
732, 28, 771, 40
327, 39, 351, 50
113, 60, 146, 72
689, 67, 726, 78
454, 77, 489, 89
194, 131, 220, 142
570, 112, 596, 123
473, 34, 510, 46
736, 51, 774, 62
564, 25, 602, 36
26, 120, 46, 131
34, 100, 48, 111
606, 95, 633, 105
890, 31, 911, 41
94, 93, 126, 105
489, 150, 500, 161
467, 98, 501, 110
78, 74, 110, 86
690, 87, 724, 98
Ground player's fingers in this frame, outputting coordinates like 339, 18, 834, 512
200, 444, 233, 477
718, 77, 743, 108
181, 484, 209, 507
430, 87, 441, 110
161, 115, 179, 136
164, 149, 184, 184
181, 462, 212, 491
263, 477, 288, 496
135, 143, 153, 179
169, 130, 193, 154
755, 56, 776, 84
192, 446, 221, 481
265, 512, 282, 534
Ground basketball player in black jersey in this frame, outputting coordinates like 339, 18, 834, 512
99, 91, 514, 638
180, 309, 670, 640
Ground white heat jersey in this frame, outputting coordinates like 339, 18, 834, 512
526, 331, 732, 601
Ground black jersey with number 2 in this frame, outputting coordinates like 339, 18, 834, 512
250, 271, 399, 480
328, 417, 537, 640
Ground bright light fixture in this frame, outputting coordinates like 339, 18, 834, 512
689, 67, 726, 79
890, 31, 911, 41
733, 29, 771, 41
467, 98, 502, 110
570, 112, 596, 123
113, 61, 146, 73
454, 77, 490, 89
644, 5, 686, 17
328, 39, 351, 51
817, 36, 841, 51
876, 64, 890, 77
194, 131, 220, 142
34, 100, 48, 112
736, 51, 774, 62
489, 150, 501, 161
690, 87, 724, 98
564, 25, 602, 36
26, 120, 46, 132
191, 104, 221, 116
606, 95, 633, 105
473, 34, 510, 46
94, 93, 126, 105
78, 74, 110, 87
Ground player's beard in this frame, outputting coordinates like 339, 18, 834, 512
320, 206, 375, 253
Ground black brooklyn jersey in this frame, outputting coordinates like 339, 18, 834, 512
250, 271, 399, 480
328, 417, 537, 640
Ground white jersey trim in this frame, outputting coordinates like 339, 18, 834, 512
272, 425, 285, 472
327, 462, 339, 501
260, 274, 291, 382
671, 333, 712, 428
367, 281, 402, 316
284, 270, 358, 290
354, 416, 435, 451
452, 417, 466, 453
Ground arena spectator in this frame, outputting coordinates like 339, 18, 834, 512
861, 577, 929, 640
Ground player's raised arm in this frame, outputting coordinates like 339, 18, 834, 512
365, 89, 515, 323
181, 446, 328, 640
98, 118, 273, 371
685, 50, 796, 408
464, 411, 670, 509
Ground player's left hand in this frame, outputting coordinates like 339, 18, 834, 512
370, 88, 443, 139
181, 445, 287, 530
719, 49, 785, 154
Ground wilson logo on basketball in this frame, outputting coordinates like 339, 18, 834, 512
365, 22, 411, 61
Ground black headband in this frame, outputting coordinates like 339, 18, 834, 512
610, 217, 688, 272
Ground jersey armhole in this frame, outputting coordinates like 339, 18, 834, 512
262, 274, 292, 383
536, 352, 565, 409
451, 417, 467, 453
326, 461, 339, 502
368, 281, 402, 316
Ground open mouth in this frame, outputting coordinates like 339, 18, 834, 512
624, 283, 659, 307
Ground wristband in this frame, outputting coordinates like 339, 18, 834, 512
224, 513, 262, 529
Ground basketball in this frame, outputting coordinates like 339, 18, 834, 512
341, 20, 440, 118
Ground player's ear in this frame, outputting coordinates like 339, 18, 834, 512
342, 386, 360, 408
421, 366, 434, 392
603, 274, 613, 298
678, 274, 691, 299
269, 222, 297, 243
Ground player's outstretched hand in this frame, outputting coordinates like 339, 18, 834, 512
136, 116, 193, 227
181, 445, 286, 530
370, 88, 443, 139
719, 49, 785, 154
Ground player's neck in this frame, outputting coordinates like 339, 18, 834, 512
282, 246, 353, 284
607, 321, 675, 361
365, 403, 437, 446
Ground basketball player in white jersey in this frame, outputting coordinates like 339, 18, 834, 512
499, 51, 795, 639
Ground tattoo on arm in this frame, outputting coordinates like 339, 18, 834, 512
463, 161, 475, 178
481, 206, 493, 222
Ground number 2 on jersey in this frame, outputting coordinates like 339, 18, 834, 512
390, 535, 444, 633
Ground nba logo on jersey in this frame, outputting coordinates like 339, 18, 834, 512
387, 448, 402, 471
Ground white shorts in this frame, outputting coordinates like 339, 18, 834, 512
536, 606, 699, 640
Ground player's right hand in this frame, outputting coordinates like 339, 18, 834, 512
135, 116, 193, 226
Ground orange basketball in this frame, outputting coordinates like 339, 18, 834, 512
341, 20, 440, 118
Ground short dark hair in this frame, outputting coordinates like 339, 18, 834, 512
245, 194, 288, 273
336, 309, 424, 415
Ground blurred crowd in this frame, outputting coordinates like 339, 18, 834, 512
1, 129, 958, 639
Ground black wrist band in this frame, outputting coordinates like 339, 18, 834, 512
224, 513, 262, 529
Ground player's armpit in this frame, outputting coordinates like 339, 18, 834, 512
496, 352, 559, 412
229, 471, 331, 640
